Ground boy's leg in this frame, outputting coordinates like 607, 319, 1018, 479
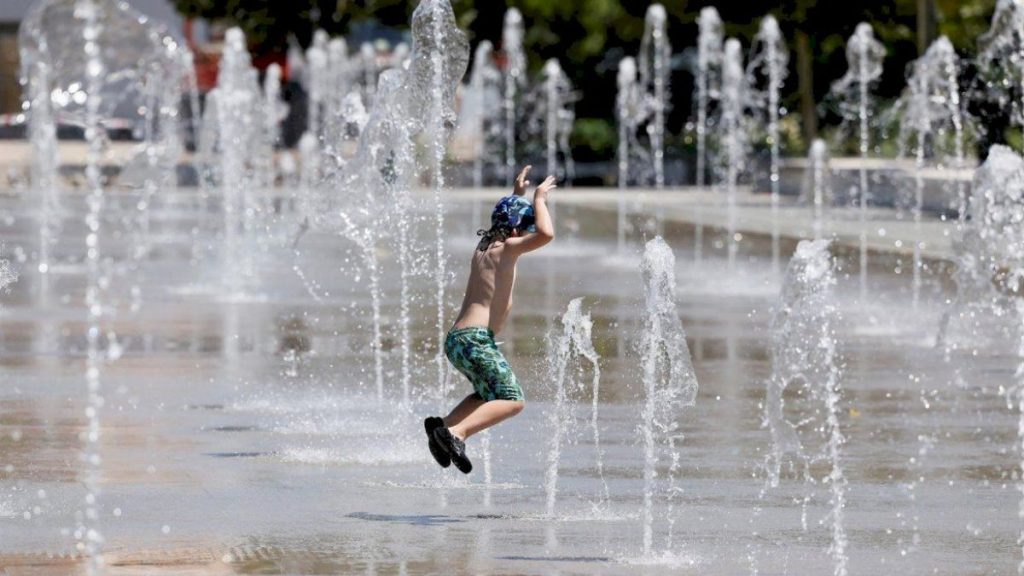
443, 393, 486, 428
449, 399, 524, 440
442, 328, 524, 442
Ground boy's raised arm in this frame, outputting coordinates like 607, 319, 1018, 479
512, 165, 532, 197
506, 175, 556, 254
530, 176, 556, 237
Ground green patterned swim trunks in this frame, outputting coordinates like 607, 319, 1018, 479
444, 326, 524, 402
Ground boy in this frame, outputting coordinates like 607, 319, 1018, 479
424, 166, 557, 474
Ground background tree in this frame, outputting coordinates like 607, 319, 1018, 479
173, 0, 1001, 160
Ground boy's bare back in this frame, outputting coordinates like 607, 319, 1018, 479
425, 166, 556, 474
451, 167, 557, 335
454, 242, 520, 334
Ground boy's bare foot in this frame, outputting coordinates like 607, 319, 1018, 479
432, 427, 473, 474
424, 417, 450, 468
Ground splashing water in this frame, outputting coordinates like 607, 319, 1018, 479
544, 298, 608, 517
262, 63, 287, 189
19, 1, 194, 567
978, 0, 1024, 143
831, 23, 884, 300
322, 38, 354, 163
409, 0, 470, 400
638, 238, 699, 557
392, 170, 415, 406
718, 39, 747, 270
341, 92, 369, 136
638, 4, 670, 189
359, 42, 378, 104
298, 132, 319, 218
304, 0, 467, 402
307, 43, 328, 143
763, 239, 848, 576
939, 145, 1024, 354
81, 2, 107, 571
618, 4, 671, 197
20, 36, 59, 283
0, 249, 18, 374
895, 36, 967, 309
1014, 298, 1024, 576
803, 139, 831, 240
502, 8, 526, 185
529, 59, 575, 182
336, 69, 408, 401
319, 90, 368, 179
747, 15, 789, 273
694, 7, 723, 188
393, 42, 410, 67
203, 27, 262, 294
616, 56, 641, 250
0, 257, 17, 294
361, 70, 418, 405
19, 0, 191, 291
459, 41, 502, 188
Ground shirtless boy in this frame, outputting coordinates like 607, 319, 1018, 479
424, 166, 556, 474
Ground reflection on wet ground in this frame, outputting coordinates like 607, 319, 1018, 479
0, 188, 1020, 574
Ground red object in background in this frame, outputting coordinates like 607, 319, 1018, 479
183, 18, 219, 92
253, 51, 289, 80
182, 18, 290, 94
192, 54, 220, 93
493, 50, 508, 71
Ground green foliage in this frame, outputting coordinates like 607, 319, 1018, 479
936, 0, 997, 50
172, 0, 1006, 159
571, 118, 615, 160
777, 115, 806, 154
1005, 125, 1023, 152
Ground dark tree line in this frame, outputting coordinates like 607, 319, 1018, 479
174, 0, 1004, 160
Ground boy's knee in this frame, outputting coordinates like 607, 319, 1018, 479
510, 400, 525, 415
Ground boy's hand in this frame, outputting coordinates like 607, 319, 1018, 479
513, 165, 532, 196
534, 175, 557, 201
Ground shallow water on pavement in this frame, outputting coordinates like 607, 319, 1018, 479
0, 187, 1019, 575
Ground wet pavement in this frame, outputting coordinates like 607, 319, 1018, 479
0, 185, 1020, 574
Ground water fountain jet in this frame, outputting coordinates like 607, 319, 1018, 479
694, 7, 723, 189
261, 63, 286, 190
616, 57, 642, 251
19, 2, 195, 566
978, 0, 1024, 144
896, 36, 966, 309
544, 298, 607, 517
301, 0, 467, 402
359, 42, 378, 103
502, 8, 526, 185
307, 44, 328, 144
747, 15, 788, 273
639, 4, 670, 189
322, 38, 353, 163
718, 39, 747, 270
939, 145, 1024, 354
831, 23, 884, 301
412, 0, 470, 400
20, 0, 191, 293
201, 27, 263, 294
531, 59, 574, 183
804, 139, 831, 240
81, 2, 107, 570
763, 239, 848, 576
638, 237, 699, 557
460, 41, 501, 189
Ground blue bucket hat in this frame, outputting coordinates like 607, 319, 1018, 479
491, 195, 536, 232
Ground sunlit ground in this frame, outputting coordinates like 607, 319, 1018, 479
0, 186, 1018, 575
